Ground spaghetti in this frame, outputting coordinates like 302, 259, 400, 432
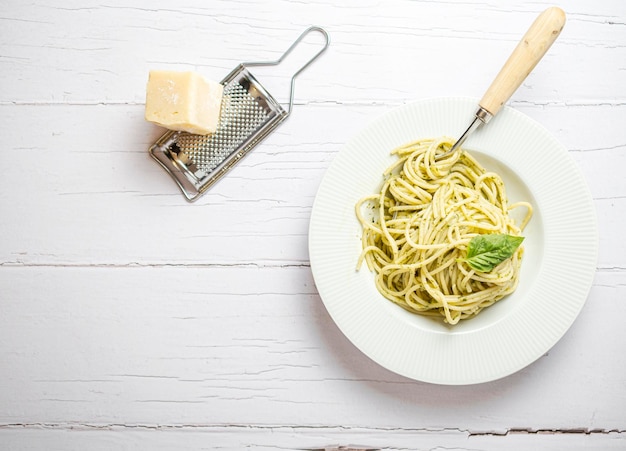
356, 137, 532, 325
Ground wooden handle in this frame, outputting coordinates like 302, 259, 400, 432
479, 7, 566, 117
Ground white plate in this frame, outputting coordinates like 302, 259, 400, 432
309, 97, 598, 385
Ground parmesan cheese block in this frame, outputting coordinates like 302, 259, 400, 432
145, 70, 223, 135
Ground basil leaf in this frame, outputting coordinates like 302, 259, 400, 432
459, 234, 524, 272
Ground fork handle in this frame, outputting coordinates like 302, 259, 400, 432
479, 7, 566, 117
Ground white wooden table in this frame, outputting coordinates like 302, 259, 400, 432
1, 1, 625, 449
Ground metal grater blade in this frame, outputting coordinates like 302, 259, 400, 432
176, 70, 279, 177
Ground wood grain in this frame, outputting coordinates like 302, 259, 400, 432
0, 0, 625, 448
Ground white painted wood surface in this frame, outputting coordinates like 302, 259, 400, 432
1, 1, 625, 449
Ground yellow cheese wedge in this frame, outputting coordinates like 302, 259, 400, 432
145, 70, 223, 135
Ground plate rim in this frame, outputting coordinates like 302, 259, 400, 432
308, 96, 599, 385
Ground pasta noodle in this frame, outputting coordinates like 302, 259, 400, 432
355, 137, 532, 325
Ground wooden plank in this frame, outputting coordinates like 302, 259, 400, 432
0, 103, 622, 266
0, 425, 625, 451
0, 266, 624, 429
0, 1, 623, 105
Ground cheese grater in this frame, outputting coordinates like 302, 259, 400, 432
149, 26, 330, 202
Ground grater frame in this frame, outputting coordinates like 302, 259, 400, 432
148, 26, 330, 202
